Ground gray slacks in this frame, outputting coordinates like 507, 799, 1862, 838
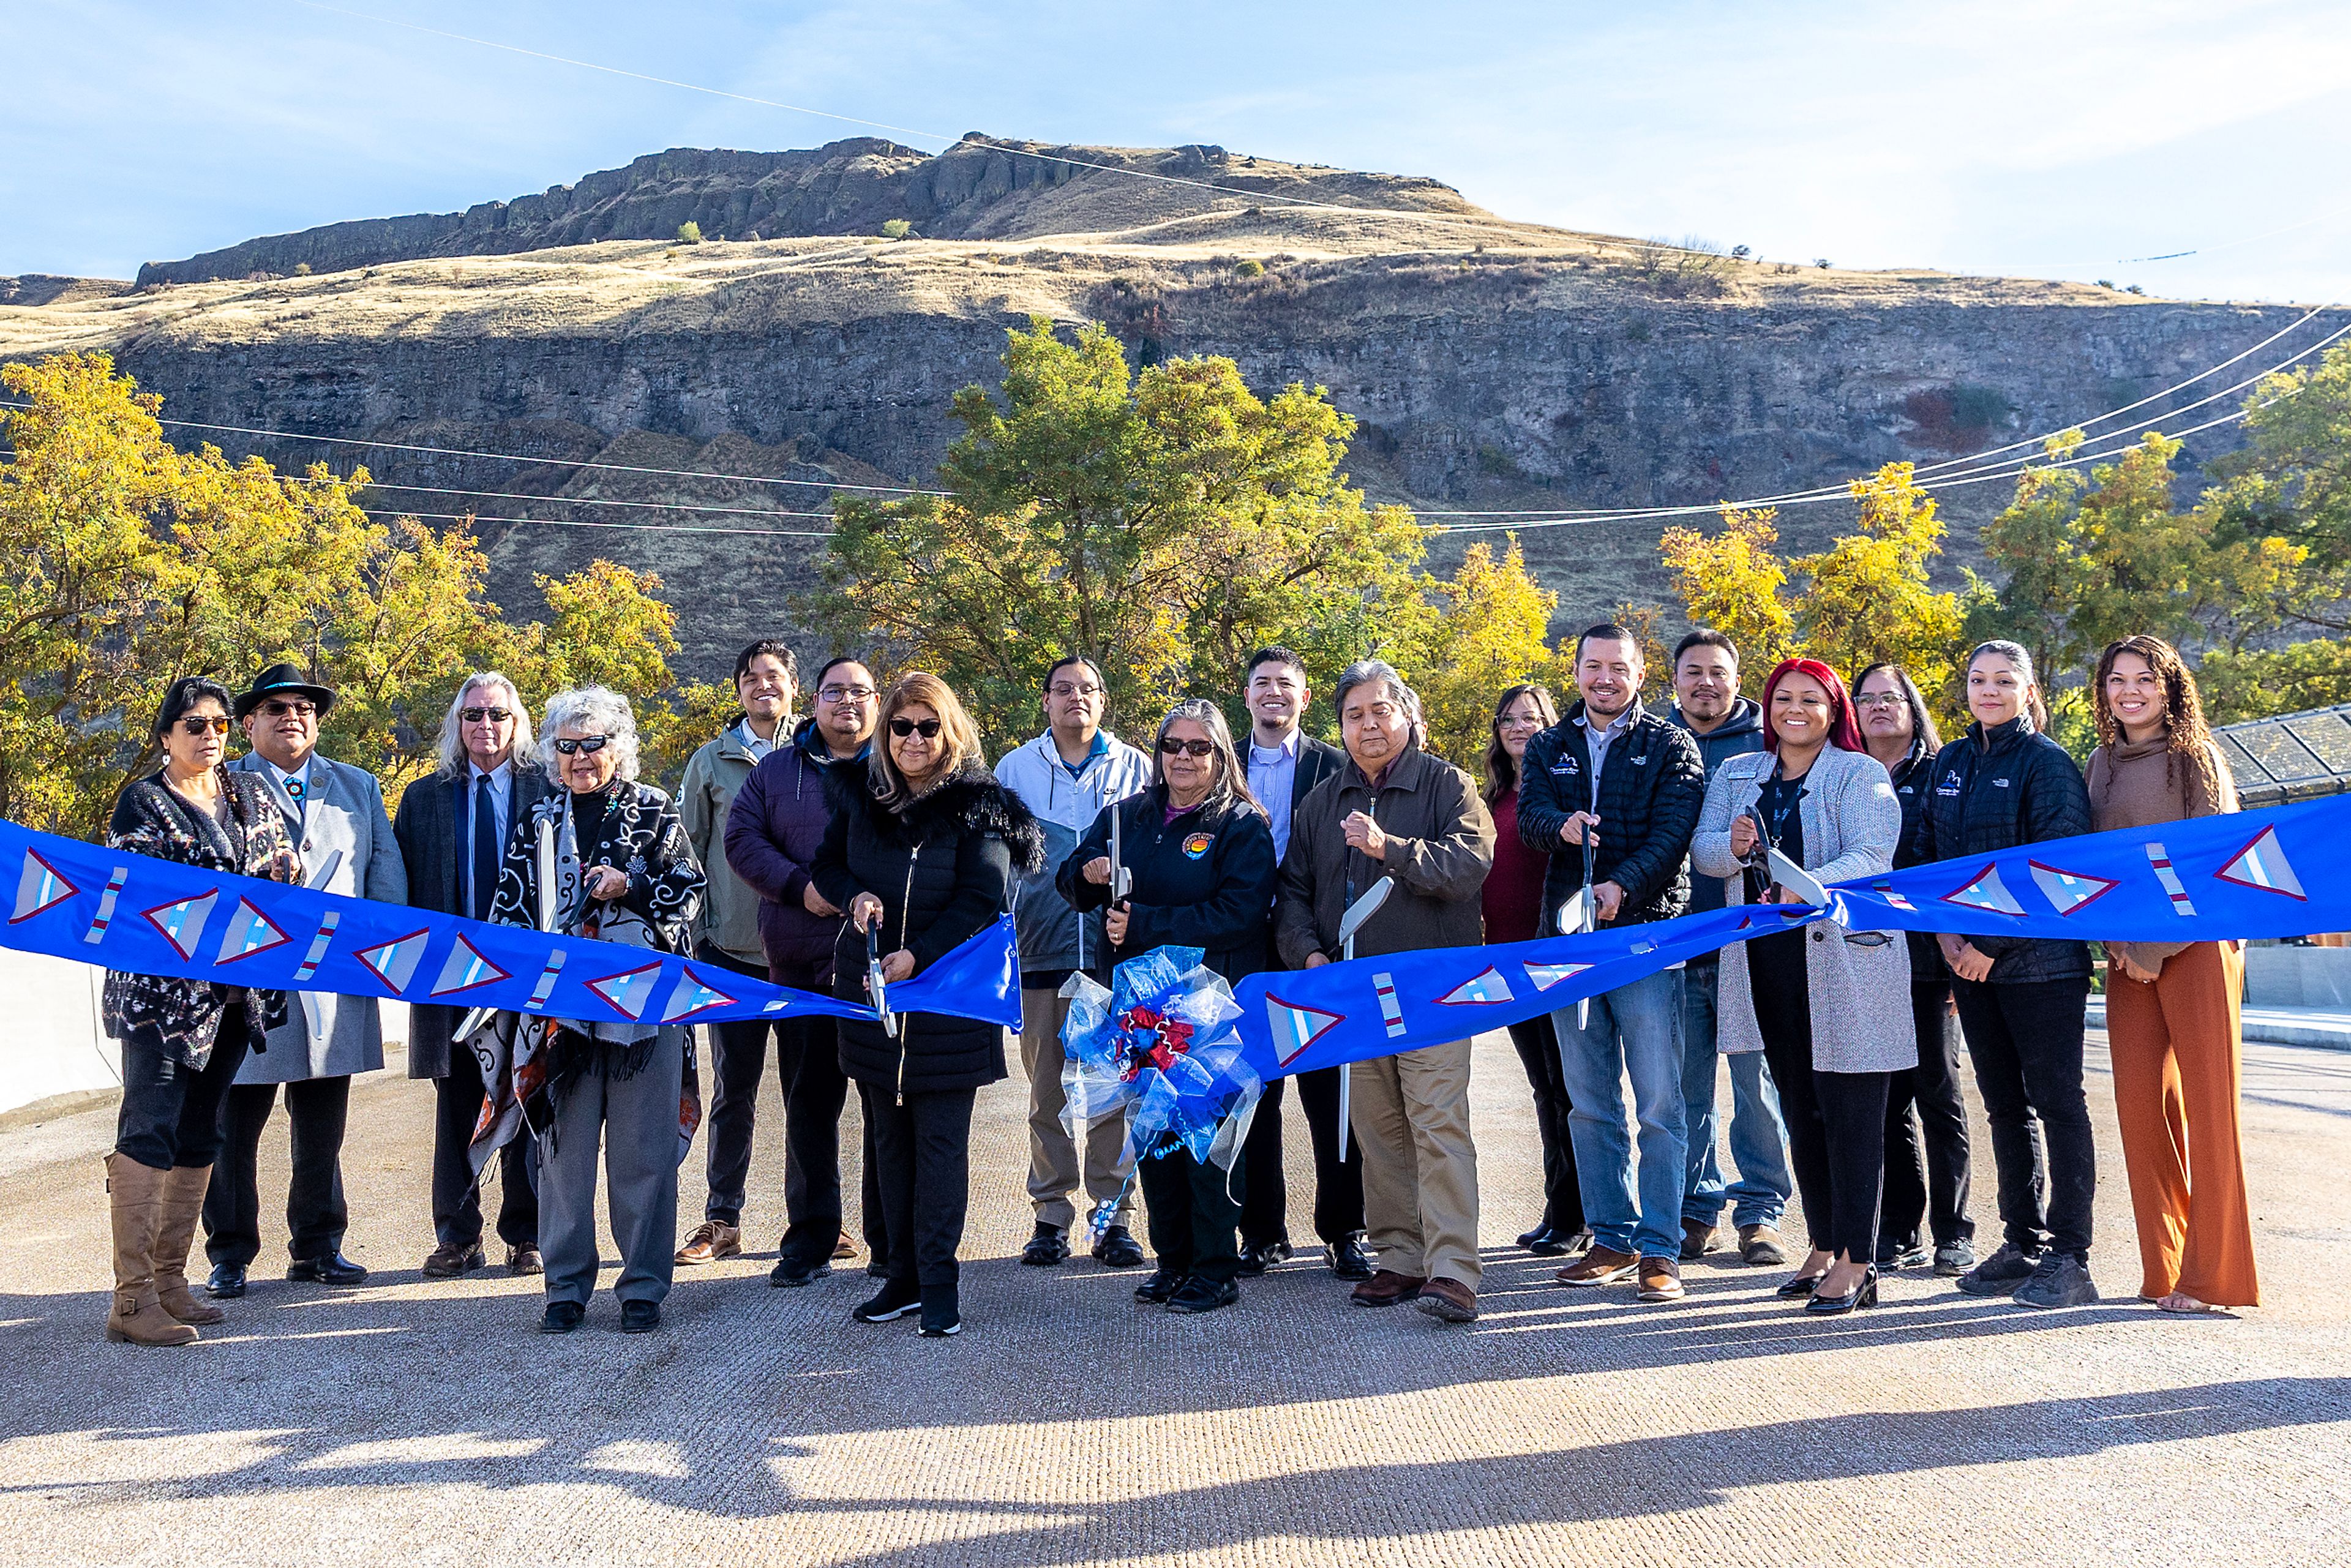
536, 1027, 687, 1308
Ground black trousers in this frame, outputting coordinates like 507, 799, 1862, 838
1505, 1011, 1586, 1236
431, 1037, 538, 1250
1141, 1145, 1243, 1284
1239, 1065, 1365, 1247
114, 1012, 252, 1171
1883, 980, 1975, 1250
1751, 933, 1890, 1264
204, 1074, 351, 1267
700, 946, 887, 1267
1953, 975, 2096, 1262
863, 1081, 975, 1290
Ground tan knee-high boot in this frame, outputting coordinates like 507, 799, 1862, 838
153, 1165, 225, 1326
105, 1153, 199, 1346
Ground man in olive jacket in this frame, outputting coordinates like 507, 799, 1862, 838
1276, 661, 1495, 1324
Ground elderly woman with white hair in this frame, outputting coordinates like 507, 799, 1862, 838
486, 685, 705, 1336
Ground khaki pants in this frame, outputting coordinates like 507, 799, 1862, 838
1020, 988, 1133, 1231
1351, 1039, 1480, 1288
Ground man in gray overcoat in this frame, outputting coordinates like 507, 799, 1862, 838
203, 664, 407, 1296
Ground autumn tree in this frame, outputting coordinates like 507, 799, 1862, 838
1795, 462, 1963, 705
1658, 504, 1795, 671
1399, 538, 1563, 766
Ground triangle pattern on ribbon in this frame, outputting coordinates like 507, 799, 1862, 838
2027, 861, 2121, 917
661, 967, 739, 1023
2215, 825, 2307, 901
213, 898, 291, 964
12, 850, 78, 925
1436, 966, 1515, 1006
430, 934, 511, 998
141, 889, 220, 961
1521, 959, 1594, 992
1264, 992, 1345, 1067
353, 929, 430, 993
1941, 864, 2025, 917
586, 962, 664, 1021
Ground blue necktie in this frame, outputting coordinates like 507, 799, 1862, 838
472, 775, 500, 921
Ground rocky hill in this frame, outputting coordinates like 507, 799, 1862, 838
5, 135, 2338, 683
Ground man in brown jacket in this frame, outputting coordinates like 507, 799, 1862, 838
1276, 660, 1496, 1322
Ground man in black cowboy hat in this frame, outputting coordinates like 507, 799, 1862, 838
203, 663, 408, 1297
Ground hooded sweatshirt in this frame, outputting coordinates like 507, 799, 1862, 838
993, 728, 1153, 982
1666, 696, 1766, 925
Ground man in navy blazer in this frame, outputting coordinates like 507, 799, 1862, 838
395, 672, 552, 1280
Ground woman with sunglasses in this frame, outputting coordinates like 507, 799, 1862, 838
99, 677, 301, 1345
1057, 699, 1279, 1314
814, 672, 1044, 1338
488, 686, 705, 1337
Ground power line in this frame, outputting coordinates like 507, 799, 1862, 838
360, 508, 831, 538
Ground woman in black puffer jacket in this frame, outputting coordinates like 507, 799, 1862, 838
814, 672, 1043, 1338
1914, 640, 2098, 1312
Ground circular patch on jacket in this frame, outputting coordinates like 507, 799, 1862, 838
1182, 832, 1214, 860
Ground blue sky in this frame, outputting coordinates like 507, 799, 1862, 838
7, 0, 2349, 301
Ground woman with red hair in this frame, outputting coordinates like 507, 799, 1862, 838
1692, 657, 1911, 1314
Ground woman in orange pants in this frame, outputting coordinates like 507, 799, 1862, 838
2087, 636, 2258, 1311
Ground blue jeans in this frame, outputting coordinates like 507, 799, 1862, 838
1681, 962, 1792, 1229
1554, 967, 1687, 1261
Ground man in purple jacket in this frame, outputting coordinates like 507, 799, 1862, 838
721, 656, 885, 1288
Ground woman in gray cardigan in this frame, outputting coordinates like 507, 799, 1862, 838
1692, 657, 1911, 1315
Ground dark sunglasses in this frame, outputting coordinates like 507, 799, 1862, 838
1157, 737, 1216, 758
553, 735, 610, 755
888, 718, 943, 738
261, 699, 317, 719
178, 715, 232, 736
460, 706, 513, 723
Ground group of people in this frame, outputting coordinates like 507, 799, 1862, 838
93, 624, 2260, 1347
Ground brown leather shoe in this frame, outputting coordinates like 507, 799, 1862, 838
506, 1243, 544, 1276
421, 1240, 485, 1279
1638, 1256, 1686, 1302
1349, 1269, 1427, 1307
675, 1221, 741, 1266
1738, 1225, 1790, 1266
832, 1230, 858, 1261
1680, 1218, 1719, 1261
1414, 1276, 1479, 1322
1554, 1245, 1640, 1286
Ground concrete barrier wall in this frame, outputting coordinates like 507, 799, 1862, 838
2245, 943, 2351, 1009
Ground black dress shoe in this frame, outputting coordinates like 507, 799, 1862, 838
1092, 1226, 1146, 1269
1805, 1267, 1880, 1316
205, 1261, 247, 1299
1019, 1223, 1070, 1267
1521, 1225, 1578, 1258
1327, 1234, 1374, 1281
1777, 1270, 1830, 1299
1167, 1275, 1240, 1314
1134, 1267, 1185, 1305
539, 1300, 584, 1334
618, 1299, 661, 1334
287, 1250, 368, 1286
1235, 1237, 1292, 1277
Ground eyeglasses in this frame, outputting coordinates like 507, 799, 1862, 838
1158, 737, 1216, 757
818, 684, 876, 703
1048, 683, 1104, 699
261, 699, 317, 719
1498, 713, 1547, 729
178, 715, 231, 736
460, 706, 513, 724
553, 735, 610, 755
889, 718, 943, 738
1853, 692, 1904, 709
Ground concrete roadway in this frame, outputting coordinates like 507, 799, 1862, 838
2, 1027, 2347, 1566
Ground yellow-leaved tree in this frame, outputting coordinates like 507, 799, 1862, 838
1400, 538, 1564, 767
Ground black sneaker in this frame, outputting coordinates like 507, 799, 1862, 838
1092, 1225, 1146, 1269
1167, 1276, 1240, 1314
1878, 1237, 1932, 1270
2014, 1253, 2101, 1310
917, 1284, 961, 1337
1933, 1239, 1978, 1277
1134, 1267, 1185, 1305
768, 1256, 832, 1288
1955, 1242, 2043, 1297
852, 1280, 921, 1322
1019, 1223, 1070, 1267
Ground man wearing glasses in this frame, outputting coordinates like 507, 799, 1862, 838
994, 655, 1153, 1269
720, 656, 891, 1286
204, 663, 408, 1299
397, 671, 551, 1280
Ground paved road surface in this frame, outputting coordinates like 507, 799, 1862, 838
2, 1027, 2347, 1566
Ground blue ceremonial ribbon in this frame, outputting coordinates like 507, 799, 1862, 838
0, 816, 1020, 1032
1233, 792, 2351, 1079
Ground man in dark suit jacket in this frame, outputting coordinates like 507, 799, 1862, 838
394, 673, 552, 1278
1235, 647, 1368, 1281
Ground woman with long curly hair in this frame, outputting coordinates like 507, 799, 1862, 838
2087, 634, 2256, 1313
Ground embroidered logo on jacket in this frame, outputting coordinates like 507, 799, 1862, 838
1182, 833, 1213, 860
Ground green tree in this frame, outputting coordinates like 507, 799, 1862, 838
1794, 462, 1963, 713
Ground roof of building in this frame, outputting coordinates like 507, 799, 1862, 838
2216, 703, 2351, 808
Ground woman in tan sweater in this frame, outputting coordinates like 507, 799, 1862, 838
2087, 635, 2257, 1312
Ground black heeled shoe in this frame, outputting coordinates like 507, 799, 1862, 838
1804, 1266, 1880, 1316
1775, 1270, 1829, 1299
